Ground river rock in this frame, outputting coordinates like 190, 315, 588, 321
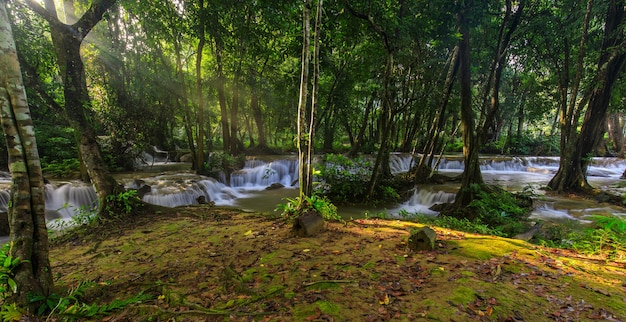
265, 183, 284, 190
408, 226, 437, 251
293, 210, 324, 236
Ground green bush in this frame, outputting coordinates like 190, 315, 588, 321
42, 158, 81, 178
465, 185, 530, 237
276, 194, 341, 221
201, 152, 245, 178
567, 215, 626, 261
315, 154, 372, 203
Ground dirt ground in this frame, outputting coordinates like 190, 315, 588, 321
49, 204, 626, 321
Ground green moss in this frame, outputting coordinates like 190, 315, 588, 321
447, 286, 475, 304
284, 292, 296, 299
362, 261, 375, 269
260, 252, 277, 263
293, 304, 317, 319
315, 300, 341, 315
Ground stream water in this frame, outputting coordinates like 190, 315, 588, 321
1, 154, 625, 234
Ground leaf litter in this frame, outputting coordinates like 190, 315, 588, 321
49, 205, 626, 321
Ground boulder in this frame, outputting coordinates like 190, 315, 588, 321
408, 226, 437, 251
265, 183, 285, 190
293, 210, 324, 236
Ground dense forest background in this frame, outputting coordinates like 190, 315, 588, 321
4, 0, 626, 178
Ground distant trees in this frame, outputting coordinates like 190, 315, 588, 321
5, 0, 625, 202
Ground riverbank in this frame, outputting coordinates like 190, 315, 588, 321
47, 205, 626, 321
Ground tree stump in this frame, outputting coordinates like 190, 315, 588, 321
293, 210, 325, 236
408, 226, 437, 251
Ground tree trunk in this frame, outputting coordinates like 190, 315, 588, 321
297, 0, 312, 198
0, 2, 53, 308
27, 0, 121, 210
195, 1, 206, 171
549, 0, 625, 193
608, 113, 624, 157
214, 38, 230, 152
454, 0, 484, 209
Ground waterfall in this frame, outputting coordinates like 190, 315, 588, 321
136, 174, 241, 208
229, 159, 298, 190
44, 182, 98, 220
394, 188, 456, 216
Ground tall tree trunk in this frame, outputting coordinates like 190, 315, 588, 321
480, 0, 525, 144
297, 0, 311, 198
454, 0, 484, 209
229, 72, 242, 155
195, 0, 206, 171
214, 37, 230, 152
27, 0, 121, 211
0, 2, 53, 308
608, 113, 624, 157
548, 0, 625, 193
416, 46, 459, 175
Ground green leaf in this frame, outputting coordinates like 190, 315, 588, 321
7, 278, 17, 293
3, 256, 12, 268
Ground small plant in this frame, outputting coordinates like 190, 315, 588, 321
275, 194, 341, 221
566, 215, 626, 261
0, 244, 21, 299
104, 190, 142, 218
28, 281, 152, 320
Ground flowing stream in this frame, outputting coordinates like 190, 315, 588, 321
1, 154, 625, 235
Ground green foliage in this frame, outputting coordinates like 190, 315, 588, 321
201, 153, 245, 178
315, 154, 400, 206
0, 303, 24, 321
276, 194, 341, 221
465, 186, 530, 237
28, 281, 152, 320
566, 216, 626, 260
48, 204, 99, 232
104, 190, 142, 218
41, 159, 81, 178
411, 214, 506, 236
0, 244, 21, 299
482, 134, 560, 156
315, 154, 373, 203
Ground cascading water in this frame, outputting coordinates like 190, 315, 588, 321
128, 173, 242, 208
230, 159, 298, 190
2, 154, 625, 237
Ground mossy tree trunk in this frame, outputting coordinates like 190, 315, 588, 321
0, 1, 53, 309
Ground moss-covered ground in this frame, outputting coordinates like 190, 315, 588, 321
49, 205, 626, 321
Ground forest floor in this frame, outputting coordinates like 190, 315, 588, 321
49, 204, 626, 321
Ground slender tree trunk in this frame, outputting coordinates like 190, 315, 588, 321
214, 38, 230, 152
194, 0, 206, 171
229, 72, 242, 155
297, 0, 312, 198
608, 113, 624, 157
0, 2, 53, 308
348, 93, 374, 157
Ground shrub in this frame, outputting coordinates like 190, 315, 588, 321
276, 194, 341, 221
315, 154, 372, 204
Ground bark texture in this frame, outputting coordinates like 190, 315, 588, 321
0, 1, 53, 308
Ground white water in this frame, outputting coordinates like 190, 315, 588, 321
1, 154, 625, 235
